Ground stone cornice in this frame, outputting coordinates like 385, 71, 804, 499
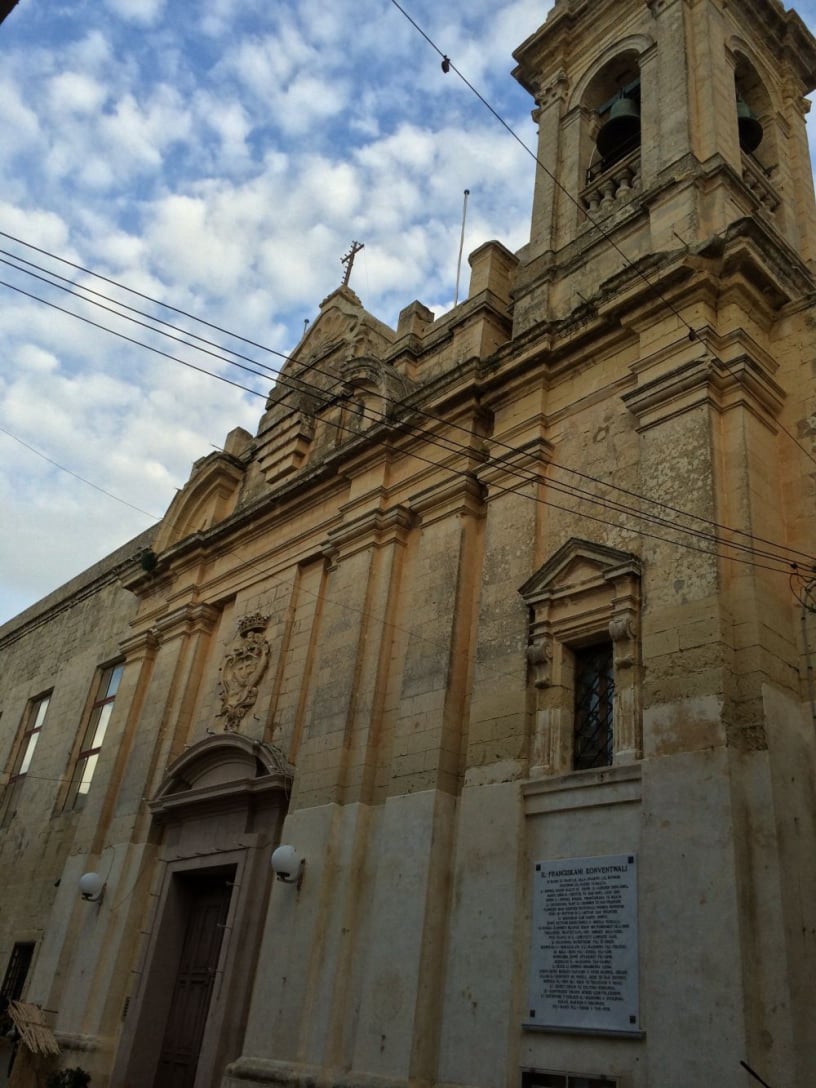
622, 354, 785, 432
149, 771, 292, 822
321, 505, 417, 568
118, 627, 160, 659
141, 602, 221, 645
476, 436, 555, 491
407, 474, 486, 526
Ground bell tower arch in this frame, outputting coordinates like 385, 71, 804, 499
512, 0, 816, 329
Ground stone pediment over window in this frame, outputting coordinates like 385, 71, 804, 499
520, 538, 642, 776
254, 287, 413, 485
520, 538, 640, 627
149, 733, 294, 820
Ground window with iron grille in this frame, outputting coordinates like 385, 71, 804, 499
66, 662, 124, 811
573, 642, 614, 771
0, 942, 35, 1003
1, 693, 51, 828
521, 538, 641, 776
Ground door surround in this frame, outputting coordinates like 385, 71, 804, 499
112, 735, 293, 1088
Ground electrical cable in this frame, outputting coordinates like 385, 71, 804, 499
0, 425, 160, 520
0, 227, 283, 362
0, 244, 804, 570
0, 276, 269, 401
0, 257, 810, 574
0, 269, 799, 573
1, 234, 813, 568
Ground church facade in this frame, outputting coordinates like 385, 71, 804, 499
2, 2, 816, 1087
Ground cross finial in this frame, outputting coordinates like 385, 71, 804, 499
341, 240, 364, 287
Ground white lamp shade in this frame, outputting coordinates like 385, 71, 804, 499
270, 845, 303, 883
79, 871, 105, 900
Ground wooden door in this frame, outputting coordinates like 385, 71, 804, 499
153, 875, 231, 1088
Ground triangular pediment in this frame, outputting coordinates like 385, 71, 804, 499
280, 285, 396, 391
519, 538, 640, 603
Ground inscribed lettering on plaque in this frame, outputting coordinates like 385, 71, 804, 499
526, 853, 640, 1034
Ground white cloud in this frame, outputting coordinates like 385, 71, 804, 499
15, 345, 60, 374
105, 0, 166, 26
0, 0, 813, 625
48, 71, 108, 115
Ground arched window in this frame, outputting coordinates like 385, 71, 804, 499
733, 52, 780, 220
580, 51, 642, 215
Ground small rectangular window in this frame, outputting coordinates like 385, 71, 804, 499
523, 1072, 618, 1088
65, 663, 124, 811
0, 942, 35, 1003
1, 694, 51, 828
573, 643, 614, 771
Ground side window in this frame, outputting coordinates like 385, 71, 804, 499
572, 642, 615, 771
520, 539, 641, 777
0, 942, 35, 1004
66, 663, 124, 810
523, 1071, 618, 1088
1, 693, 51, 828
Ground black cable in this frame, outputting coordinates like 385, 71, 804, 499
0, 227, 283, 362
0, 262, 808, 574
2, 234, 812, 568
0, 277, 269, 401
0, 425, 160, 520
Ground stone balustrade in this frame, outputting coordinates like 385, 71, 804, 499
741, 152, 780, 216
581, 148, 641, 216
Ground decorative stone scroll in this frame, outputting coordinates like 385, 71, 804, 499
217, 612, 271, 732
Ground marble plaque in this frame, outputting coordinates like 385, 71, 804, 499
526, 853, 640, 1034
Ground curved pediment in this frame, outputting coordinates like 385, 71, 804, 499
149, 733, 294, 819
153, 449, 246, 554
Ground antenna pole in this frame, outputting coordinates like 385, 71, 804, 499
454, 189, 470, 307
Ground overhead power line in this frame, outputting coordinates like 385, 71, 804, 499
0, 245, 812, 579
0, 233, 806, 569
0, 425, 160, 520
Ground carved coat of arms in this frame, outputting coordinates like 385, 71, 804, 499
217, 612, 271, 731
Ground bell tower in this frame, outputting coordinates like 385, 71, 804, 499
511, 0, 816, 329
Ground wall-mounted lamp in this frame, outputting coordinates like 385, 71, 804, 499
270, 845, 305, 889
79, 871, 106, 903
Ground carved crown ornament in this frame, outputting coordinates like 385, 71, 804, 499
216, 612, 271, 732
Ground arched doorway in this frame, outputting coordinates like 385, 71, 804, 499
112, 735, 293, 1088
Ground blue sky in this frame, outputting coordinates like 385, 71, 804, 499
0, 0, 814, 623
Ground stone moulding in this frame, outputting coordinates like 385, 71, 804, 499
153, 451, 246, 554
149, 733, 294, 820
53, 1032, 100, 1053
522, 760, 642, 816
622, 354, 785, 433
224, 1057, 431, 1088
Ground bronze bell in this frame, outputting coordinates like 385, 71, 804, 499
737, 98, 763, 154
596, 95, 641, 162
